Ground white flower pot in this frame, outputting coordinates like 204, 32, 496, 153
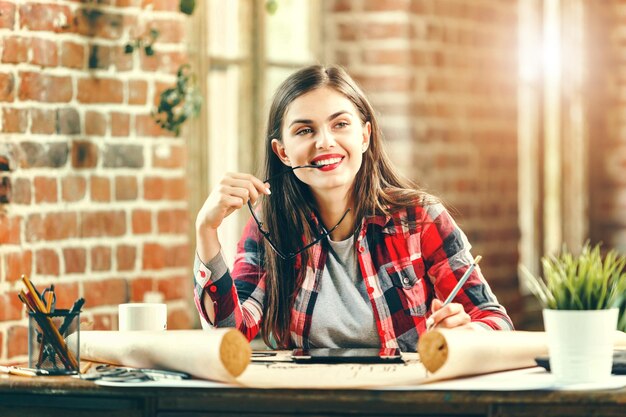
543, 308, 618, 385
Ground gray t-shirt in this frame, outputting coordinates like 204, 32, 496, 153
308, 235, 380, 348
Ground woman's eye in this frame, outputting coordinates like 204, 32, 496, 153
296, 128, 313, 136
335, 121, 349, 129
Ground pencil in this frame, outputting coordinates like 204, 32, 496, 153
426, 255, 483, 330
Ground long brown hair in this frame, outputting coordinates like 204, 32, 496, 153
260, 65, 433, 348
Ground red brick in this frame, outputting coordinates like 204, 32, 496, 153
77, 78, 123, 104
362, 49, 410, 65
128, 79, 148, 105
75, 10, 123, 40
61, 41, 85, 69
132, 209, 151, 234
90, 175, 111, 202
140, 50, 187, 74
35, 248, 60, 276
361, 22, 410, 40
337, 22, 358, 41
52, 282, 79, 310
141, 0, 179, 12
0, 214, 21, 244
33, 176, 58, 203
136, 113, 173, 137
0, 291, 24, 321
117, 244, 136, 271
111, 112, 130, 136
11, 178, 32, 204
91, 246, 112, 271
85, 111, 107, 136
2, 108, 27, 133
353, 73, 412, 93
142, 243, 165, 269
0, 72, 15, 102
61, 175, 87, 202
2, 36, 29, 64
30, 108, 56, 134
71, 140, 98, 169
152, 143, 185, 168
112, 46, 133, 71
146, 19, 186, 43
157, 275, 186, 300
63, 247, 86, 274
19, 3, 73, 32
117, 0, 142, 7
7, 326, 27, 359
157, 209, 188, 234
80, 210, 126, 237
166, 307, 192, 330
144, 177, 187, 200
25, 212, 77, 242
115, 176, 138, 200
31, 38, 58, 67
364, 0, 410, 12
18, 72, 72, 103
4, 250, 32, 281
331, 0, 352, 12
83, 278, 128, 307
0, 1, 15, 29
130, 277, 153, 302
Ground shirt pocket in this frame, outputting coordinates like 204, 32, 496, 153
386, 258, 428, 317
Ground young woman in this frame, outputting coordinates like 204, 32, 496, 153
193, 65, 513, 352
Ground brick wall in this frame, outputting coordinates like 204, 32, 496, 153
587, 1, 626, 252
324, 0, 523, 324
0, 0, 192, 363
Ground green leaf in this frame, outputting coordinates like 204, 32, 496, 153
522, 242, 626, 310
266, 0, 278, 15
179, 0, 195, 15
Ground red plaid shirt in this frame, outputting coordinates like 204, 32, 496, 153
193, 203, 513, 352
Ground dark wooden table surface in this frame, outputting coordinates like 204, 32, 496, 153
1, 373, 626, 417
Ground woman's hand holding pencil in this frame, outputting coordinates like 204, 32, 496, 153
426, 255, 482, 331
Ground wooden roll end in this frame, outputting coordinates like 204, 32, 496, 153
417, 330, 449, 373
219, 329, 252, 378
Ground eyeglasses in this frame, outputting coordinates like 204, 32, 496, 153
81, 364, 190, 383
247, 164, 350, 260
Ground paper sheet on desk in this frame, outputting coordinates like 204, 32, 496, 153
93, 367, 626, 391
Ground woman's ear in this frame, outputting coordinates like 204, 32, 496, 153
362, 121, 372, 153
271, 139, 291, 166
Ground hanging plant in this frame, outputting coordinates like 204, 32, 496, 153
152, 64, 202, 137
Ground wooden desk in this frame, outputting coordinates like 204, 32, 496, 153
1, 374, 626, 417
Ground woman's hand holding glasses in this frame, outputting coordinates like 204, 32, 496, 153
196, 172, 271, 231
195, 173, 271, 266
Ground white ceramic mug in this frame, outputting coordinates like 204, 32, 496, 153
118, 303, 167, 331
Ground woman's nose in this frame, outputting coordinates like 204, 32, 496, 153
315, 129, 336, 149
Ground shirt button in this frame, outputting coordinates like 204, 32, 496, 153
402, 277, 410, 285
200, 270, 206, 278
358, 246, 365, 253
209, 285, 217, 293
367, 287, 374, 294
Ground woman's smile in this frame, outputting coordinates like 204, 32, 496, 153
311, 154, 345, 171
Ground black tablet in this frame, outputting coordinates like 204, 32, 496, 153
291, 348, 403, 364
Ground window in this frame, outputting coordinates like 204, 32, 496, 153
189, 0, 321, 265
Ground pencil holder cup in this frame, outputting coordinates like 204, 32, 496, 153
28, 309, 80, 375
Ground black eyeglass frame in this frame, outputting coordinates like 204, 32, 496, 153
246, 164, 351, 260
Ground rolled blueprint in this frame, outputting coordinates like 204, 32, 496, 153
417, 329, 626, 381
69, 329, 251, 382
